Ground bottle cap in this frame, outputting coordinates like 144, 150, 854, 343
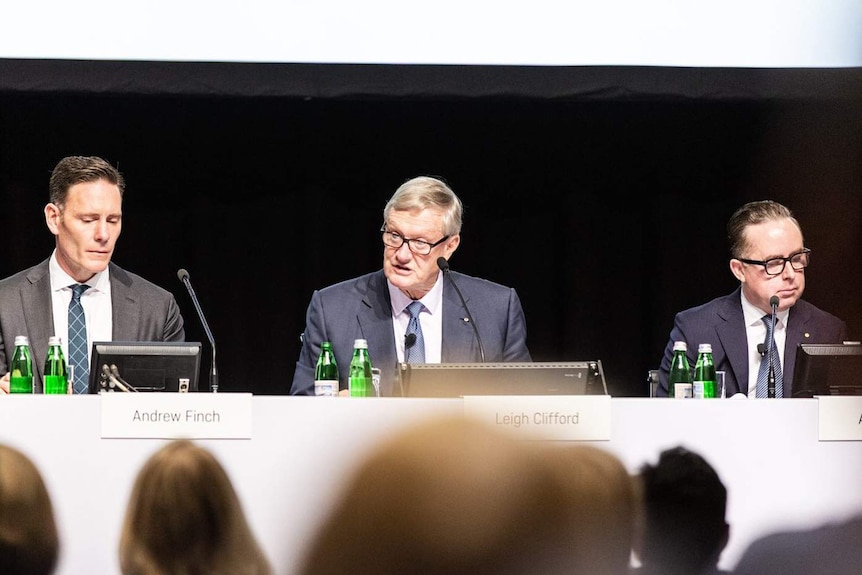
353, 339, 368, 349
321, 341, 333, 349
14, 335, 30, 347
698, 343, 713, 353
672, 341, 687, 352
48, 335, 63, 346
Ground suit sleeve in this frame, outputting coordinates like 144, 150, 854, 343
503, 288, 532, 361
162, 295, 185, 342
290, 290, 324, 395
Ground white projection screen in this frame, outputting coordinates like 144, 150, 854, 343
2, 0, 861, 99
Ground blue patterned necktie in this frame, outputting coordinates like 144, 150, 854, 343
68, 284, 90, 394
756, 314, 783, 398
405, 300, 426, 363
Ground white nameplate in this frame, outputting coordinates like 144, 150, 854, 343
818, 396, 862, 441
462, 395, 611, 441
101, 393, 253, 439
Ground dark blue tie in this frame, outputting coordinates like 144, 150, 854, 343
405, 301, 426, 363
756, 315, 783, 398
68, 284, 90, 394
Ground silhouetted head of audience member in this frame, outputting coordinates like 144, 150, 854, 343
119, 439, 272, 575
635, 445, 729, 575
540, 442, 640, 574
0, 443, 59, 575
298, 414, 638, 575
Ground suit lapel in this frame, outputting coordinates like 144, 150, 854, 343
356, 271, 398, 395
441, 273, 480, 362
715, 289, 748, 394
23, 261, 54, 381
109, 264, 139, 340
784, 303, 811, 396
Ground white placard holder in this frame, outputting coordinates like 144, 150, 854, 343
100, 392, 253, 439
818, 396, 862, 441
462, 395, 612, 441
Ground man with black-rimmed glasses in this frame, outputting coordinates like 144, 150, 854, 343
656, 200, 846, 398
289, 176, 531, 396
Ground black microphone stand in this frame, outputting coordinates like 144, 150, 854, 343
178, 269, 218, 393
437, 257, 486, 362
767, 297, 779, 398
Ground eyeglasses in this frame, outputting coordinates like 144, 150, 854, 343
737, 248, 811, 276
381, 226, 449, 256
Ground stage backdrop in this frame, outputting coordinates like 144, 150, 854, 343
1, 1, 861, 395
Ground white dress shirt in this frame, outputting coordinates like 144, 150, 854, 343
741, 291, 787, 398
388, 270, 444, 363
48, 250, 113, 367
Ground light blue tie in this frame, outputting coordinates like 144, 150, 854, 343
405, 301, 426, 363
756, 315, 783, 398
68, 284, 90, 394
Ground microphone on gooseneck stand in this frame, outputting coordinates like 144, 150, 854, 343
437, 257, 485, 363
767, 295, 779, 398
177, 269, 218, 393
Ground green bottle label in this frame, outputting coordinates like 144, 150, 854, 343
10, 375, 34, 394
44, 374, 68, 395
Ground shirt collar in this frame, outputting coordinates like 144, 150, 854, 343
387, 270, 444, 316
48, 249, 110, 293
740, 290, 788, 327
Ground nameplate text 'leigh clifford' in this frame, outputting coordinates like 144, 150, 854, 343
462, 395, 611, 441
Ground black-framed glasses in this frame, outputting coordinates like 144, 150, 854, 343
381, 226, 449, 256
737, 248, 811, 276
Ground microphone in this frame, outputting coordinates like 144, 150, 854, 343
767, 295, 779, 398
109, 364, 139, 392
437, 257, 485, 363
405, 332, 417, 352
756, 343, 767, 357
100, 363, 136, 393
177, 268, 218, 393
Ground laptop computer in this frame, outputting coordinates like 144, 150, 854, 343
397, 361, 608, 398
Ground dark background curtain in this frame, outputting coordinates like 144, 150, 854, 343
1, 60, 860, 396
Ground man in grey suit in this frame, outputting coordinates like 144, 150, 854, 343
657, 200, 846, 398
0, 156, 184, 394
290, 176, 531, 396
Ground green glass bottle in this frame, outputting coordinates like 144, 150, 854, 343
314, 341, 340, 397
348, 338, 374, 397
693, 343, 717, 399
43, 336, 69, 395
668, 341, 692, 398
10, 335, 34, 394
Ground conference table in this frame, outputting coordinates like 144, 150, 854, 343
1, 395, 860, 574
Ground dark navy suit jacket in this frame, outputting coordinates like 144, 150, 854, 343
657, 286, 846, 397
290, 269, 531, 396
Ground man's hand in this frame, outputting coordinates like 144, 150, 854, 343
0, 372, 10, 394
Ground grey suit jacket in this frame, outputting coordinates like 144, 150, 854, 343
290, 269, 532, 396
657, 286, 846, 397
0, 258, 185, 390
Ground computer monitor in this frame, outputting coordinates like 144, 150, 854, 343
87, 341, 202, 393
792, 342, 862, 397
398, 361, 608, 398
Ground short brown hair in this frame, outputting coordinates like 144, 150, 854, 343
49, 155, 125, 207
727, 200, 802, 259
